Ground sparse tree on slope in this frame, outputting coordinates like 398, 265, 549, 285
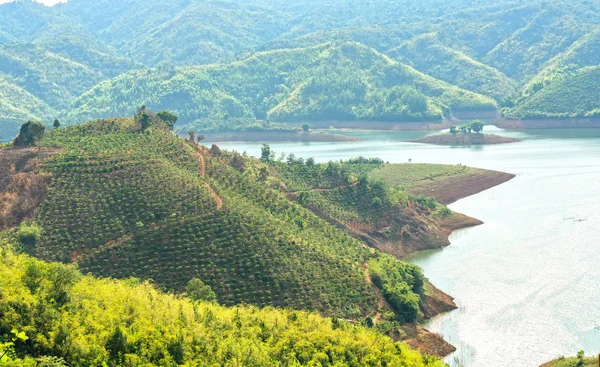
186, 278, 217, 302
14, 121, 45, 146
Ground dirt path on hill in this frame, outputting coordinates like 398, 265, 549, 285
204, 182, 223, 210
197, 151, 205, 177
195, 149, 223, 210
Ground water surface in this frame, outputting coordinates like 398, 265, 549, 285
214, 126, 600, 367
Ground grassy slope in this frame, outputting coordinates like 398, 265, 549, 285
0, 240, 444, 367
1, 118, 446, 322
482, 5, 591, 80
64, 42, 495, 126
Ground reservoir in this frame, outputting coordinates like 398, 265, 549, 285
214, 126, 600, 367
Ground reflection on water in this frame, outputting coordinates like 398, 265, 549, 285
215, 127, 600, 367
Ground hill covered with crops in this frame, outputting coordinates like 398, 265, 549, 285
1, 117, 471, 333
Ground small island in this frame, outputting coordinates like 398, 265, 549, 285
411, 120, 521, 145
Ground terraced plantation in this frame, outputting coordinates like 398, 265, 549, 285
0, 117, 453, 327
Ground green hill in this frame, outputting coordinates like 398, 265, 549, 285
389, 34, 517, 102
1, 0, 599, 132
1, 118, 459, 326
0, 238, 444, 367
482, 4, 592, 80
0, 75, 55, 141
505, 66, 600, 119
64, 42, 495, 129
0, 42, 105, 110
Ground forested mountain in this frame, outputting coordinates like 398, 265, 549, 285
63, 43, 495, 126
0, 0, 599, 136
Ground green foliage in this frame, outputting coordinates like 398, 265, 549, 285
17, 223, 42, 247
186, 278, 217, 302
13, 121, 45, 146
506, 66, 600, 119
368, 255, 425, 323
470, 119, 484, 133
1, 0, 599, 131
543, 352, 597, 367
156, 110, 178, 129
65, 43, 495, 125
189, 117, 297, 133
449, 120, 484, 135
0, 243, 444, 367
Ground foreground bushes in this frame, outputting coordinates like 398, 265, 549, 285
0, 242, 443, 367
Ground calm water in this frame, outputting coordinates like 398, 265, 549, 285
214, 126, 600, 367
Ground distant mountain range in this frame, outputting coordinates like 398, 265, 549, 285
1, 0, 599, 138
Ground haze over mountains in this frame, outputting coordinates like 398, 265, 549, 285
1, 0, 599, 139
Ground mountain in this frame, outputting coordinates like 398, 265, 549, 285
388, 34, 518, 102
505, 66, 600, 119
64, 43, 496, 128
1, 0, 599, 135
0, 239, 444, 366
0, 75, 55, 140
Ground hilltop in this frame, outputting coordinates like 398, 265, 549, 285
0, 116, 519, 355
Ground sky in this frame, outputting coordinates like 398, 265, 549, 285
0, 0, 67, 5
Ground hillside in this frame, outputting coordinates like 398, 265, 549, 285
505, 66, 600, 119
0, 75, 55, 141
0, 238, 444, 367
64, 42, 495, 128
0, 117, 470, 331
389, 34, 518, 102
1, 0, 599, 129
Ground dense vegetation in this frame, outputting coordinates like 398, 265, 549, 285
0, 118, 448, 326
504, 66, 600, 119
64, 43, 495, 127
0, 238, 445, 367
1, 0, 599, 139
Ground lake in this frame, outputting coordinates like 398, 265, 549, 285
213, 126, 600, 367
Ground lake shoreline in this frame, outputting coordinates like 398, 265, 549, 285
200, 116, 600, 144
202, 131, 360, 142
402, 167, 515, 358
